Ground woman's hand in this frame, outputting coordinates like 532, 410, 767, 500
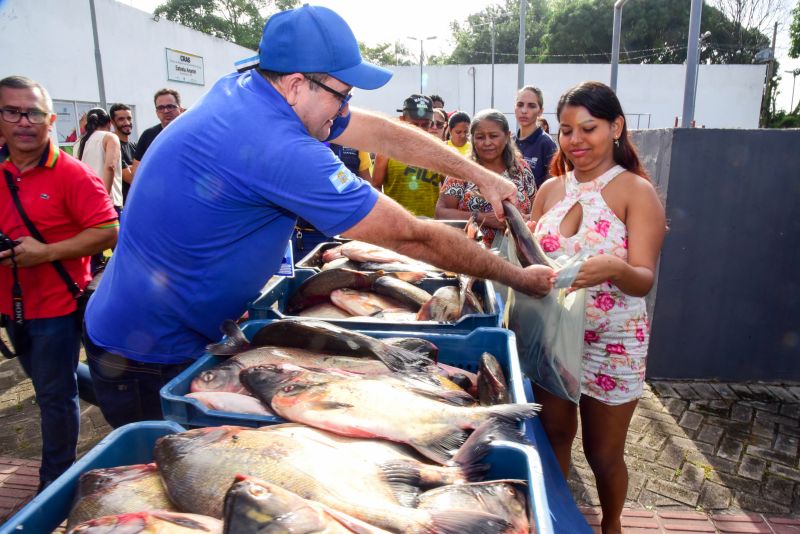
567, 254, 627, 290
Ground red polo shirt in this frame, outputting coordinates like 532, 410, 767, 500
0, 141, 118, 319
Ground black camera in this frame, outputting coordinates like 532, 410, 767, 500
0, 231, 20, 253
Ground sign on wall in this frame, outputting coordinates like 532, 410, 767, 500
165, 48, 204, 85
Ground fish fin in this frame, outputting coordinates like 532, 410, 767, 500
412, 429, 470, 464
377, 344, 435, 374
419, 510, 512, 534
405, 385, 475, 407
481, 403, 542, 427
321, 505, 393, 534
377, 460, 423, 507
205, 319, 249, 356
447, 420, 518, 480
308, 400, 354, 411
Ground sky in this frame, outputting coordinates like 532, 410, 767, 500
122, 0, 800, 112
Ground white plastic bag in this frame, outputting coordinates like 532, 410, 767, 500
502, 237, 586, 404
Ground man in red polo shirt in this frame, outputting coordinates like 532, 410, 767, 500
0, 76, 118, 492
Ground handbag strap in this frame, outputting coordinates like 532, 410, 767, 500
4, 170, 82, 298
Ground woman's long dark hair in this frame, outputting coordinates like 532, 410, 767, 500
549, 81, 649, 180
77, 107, 111, 160
470, 109, 524, 173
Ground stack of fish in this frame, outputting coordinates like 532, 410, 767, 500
65, 425, 530, 533
187, 319, 508, 419
66, 319, 539, 533
282, 267, 485, 323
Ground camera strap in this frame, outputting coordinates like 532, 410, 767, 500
4, 170, 82, 300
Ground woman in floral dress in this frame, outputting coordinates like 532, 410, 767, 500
529, 82, 666, 534
436, 109, 536, 247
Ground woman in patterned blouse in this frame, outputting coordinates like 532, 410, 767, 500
435, 109, 536, 247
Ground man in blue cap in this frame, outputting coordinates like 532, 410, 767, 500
84, 5, 555, 428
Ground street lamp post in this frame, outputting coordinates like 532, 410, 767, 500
407, 36, 437, 94
785, 69, 800, 112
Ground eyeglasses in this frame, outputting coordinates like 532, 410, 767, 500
155, 104, 179, 112
431, 121, 446, 129
0, 107, 49, 124
305, 76, 352, 115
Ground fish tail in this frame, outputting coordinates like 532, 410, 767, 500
414, 510, 512, 534
205, 319, 249, 356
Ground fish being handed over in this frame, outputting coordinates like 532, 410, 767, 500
155, 425, 511, 533
66, 510, 222, 534
190, 346, 393, 395
223, 474, 392, 534
241, 364, 540, 464
67, 463, 177, 528
502, 201, 550, 268
417, 480, 531, 534
185, 392, 275, 416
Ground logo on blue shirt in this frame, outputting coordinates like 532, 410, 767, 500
328, 163, 356, 193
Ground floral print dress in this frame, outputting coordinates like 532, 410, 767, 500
441, 161, 535, 247
533, 165, 649, 405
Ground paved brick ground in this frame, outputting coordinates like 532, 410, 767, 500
1, 344, 798, 530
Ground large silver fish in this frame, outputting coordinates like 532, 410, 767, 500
66, 510, 222, 534
249, 319, 434, 373
67, 464, 177, 528
417, 480, 530, 534
154, 425, 510, 533
223, 474, 392, 534
241, 365, 540, 464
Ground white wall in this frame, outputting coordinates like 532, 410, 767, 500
0, 0, 254, 135
355, 63, 766, 130
1, 0, 765, 133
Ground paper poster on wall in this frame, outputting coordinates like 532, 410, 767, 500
165, 48, 205, 85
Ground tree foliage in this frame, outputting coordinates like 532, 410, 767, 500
154, 0, 298, 51
790, 1, 800, 58
442, 0, 771, 65
359, 42, 414, 66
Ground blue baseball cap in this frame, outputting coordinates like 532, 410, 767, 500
245, 4, 392, 90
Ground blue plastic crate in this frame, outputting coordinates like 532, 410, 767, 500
0, 421, 554, 534
247, 268, 501, 332
161, 322, 525, 430
0, 421, 185, 534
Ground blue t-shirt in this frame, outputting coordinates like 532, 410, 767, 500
86, 71, 378, 363
513, 127, 557, 189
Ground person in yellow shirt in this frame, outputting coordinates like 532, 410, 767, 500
446, 111, 471, 157
372, 95, 443, 217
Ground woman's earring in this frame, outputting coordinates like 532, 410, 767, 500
614, 138, 620, 148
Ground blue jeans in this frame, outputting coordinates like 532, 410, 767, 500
83, 333, 191, 428
3, 313, 81, 486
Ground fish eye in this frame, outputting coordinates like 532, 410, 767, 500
249, 484, 266, 496
282, 385, 295, 393
201, 372, 215, 382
